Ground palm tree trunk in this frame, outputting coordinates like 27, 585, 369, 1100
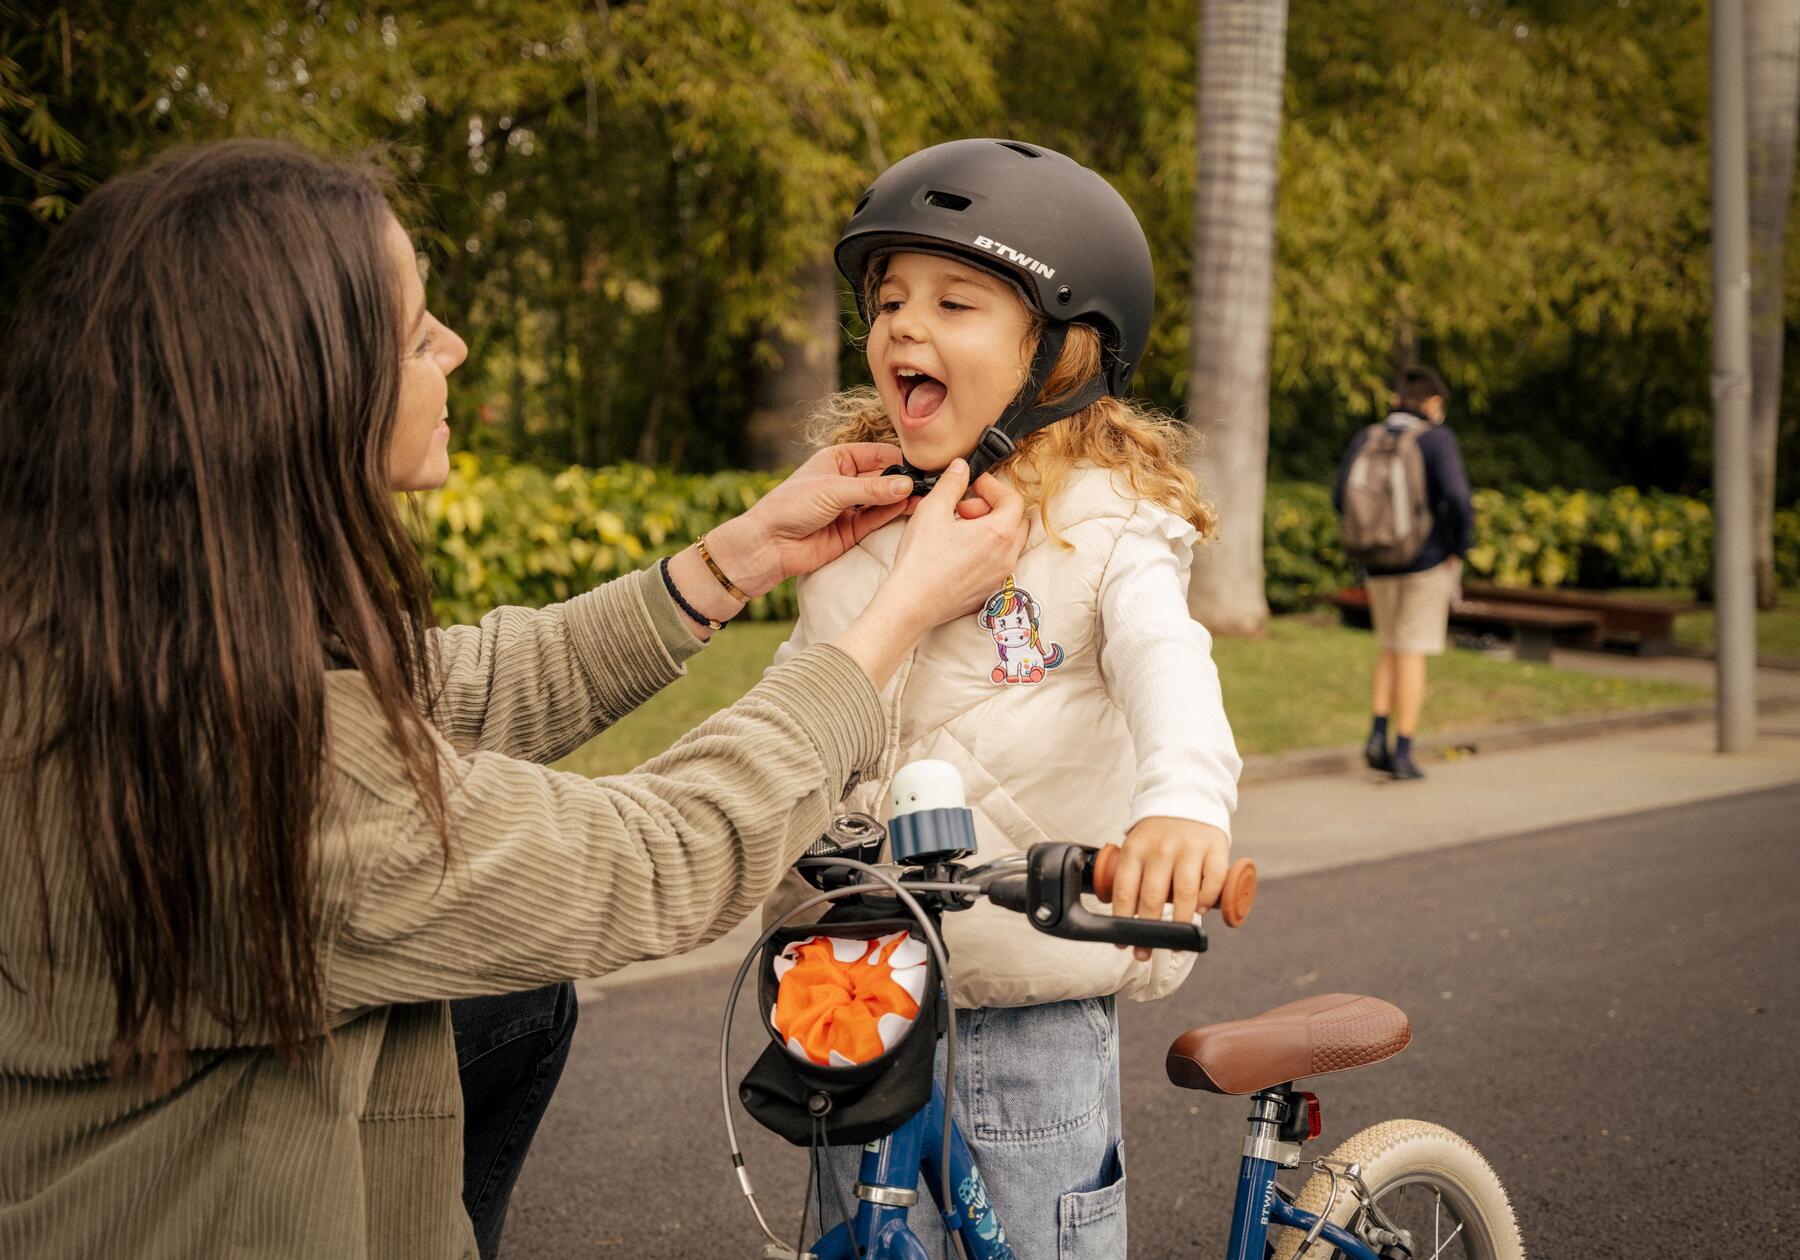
1186, 0, 1290, 636
742, 255, 840, 470
1746, 0, 1800, 608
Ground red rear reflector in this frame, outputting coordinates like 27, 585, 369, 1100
1301, 1092, 1322, 1141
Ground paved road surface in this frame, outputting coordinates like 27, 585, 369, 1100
502, 784, 1800, 1257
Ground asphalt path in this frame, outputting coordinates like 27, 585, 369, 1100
501, 784, 1800, 1258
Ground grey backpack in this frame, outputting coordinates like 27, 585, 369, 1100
1339, 417, 1433, 568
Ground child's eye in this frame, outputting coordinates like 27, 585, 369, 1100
876, 299, 903, 315
414, 328, 435, 357
939, 300, 970, 312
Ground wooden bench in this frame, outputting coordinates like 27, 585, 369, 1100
1331, 587, 1604, 663
1460, 582, 1696, 656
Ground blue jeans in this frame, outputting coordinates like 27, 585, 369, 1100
817, 996, 1127, 1259
451, 981, 578, 1260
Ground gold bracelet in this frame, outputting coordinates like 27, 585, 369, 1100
695, 533, 750, 603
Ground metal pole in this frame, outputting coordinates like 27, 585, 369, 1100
1713, 0, 1758, 753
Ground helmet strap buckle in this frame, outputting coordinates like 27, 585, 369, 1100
965, 427, 1017, 482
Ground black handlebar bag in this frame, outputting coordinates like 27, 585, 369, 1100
738, 910, 944, 1147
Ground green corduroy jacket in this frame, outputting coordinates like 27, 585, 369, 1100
0, 566, 883, 1258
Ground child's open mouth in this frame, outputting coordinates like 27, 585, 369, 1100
896, 367, 947, 426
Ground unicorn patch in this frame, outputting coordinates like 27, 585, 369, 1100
976, 577, 1065, 686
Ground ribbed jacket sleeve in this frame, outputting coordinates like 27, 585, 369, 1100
426, 565, 703, 762
320, 642, 884, 1011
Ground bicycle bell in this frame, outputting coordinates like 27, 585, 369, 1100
885, 759, 977, 865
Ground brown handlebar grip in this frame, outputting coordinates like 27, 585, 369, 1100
1217, 859, 1257, 928
1090, 843, 1121, 903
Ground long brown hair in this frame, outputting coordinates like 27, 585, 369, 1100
0, 141, 447, 1080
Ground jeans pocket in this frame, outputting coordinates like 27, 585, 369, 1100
967, 1000, 1110, 1145
1057, 1138, 1127, 1260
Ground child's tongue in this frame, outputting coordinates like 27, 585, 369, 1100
904, 378, 947, 422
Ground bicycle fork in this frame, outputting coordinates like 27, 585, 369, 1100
811, 1083, 1017, 1260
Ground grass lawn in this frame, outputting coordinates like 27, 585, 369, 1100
553, 614, 1705, 777
1672, 589, 1800, 659
1588, 586, 1800, 659
1209, 615, 1701, 755
553, 621, 797, 779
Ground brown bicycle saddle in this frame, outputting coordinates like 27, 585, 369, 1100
1166, 993, 1412, 1095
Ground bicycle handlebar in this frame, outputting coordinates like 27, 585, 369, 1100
984, 843, 1257, 953
795, 835, 1256, 954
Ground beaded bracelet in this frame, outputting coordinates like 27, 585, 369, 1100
660, 556, 726, 632
695, 533, 751, 603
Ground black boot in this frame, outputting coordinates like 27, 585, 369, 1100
1389, 751, 1425, 781
1364, 729, 1393, 773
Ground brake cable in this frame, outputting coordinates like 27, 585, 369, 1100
717, 861, 967, 1260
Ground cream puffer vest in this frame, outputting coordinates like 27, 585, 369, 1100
768, 467, 1198, 1009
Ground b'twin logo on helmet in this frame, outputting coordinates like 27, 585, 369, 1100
972, 235, 1056, 280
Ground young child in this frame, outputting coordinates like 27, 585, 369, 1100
769, 138, 1242, 1258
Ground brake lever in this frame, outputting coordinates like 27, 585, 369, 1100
1014, 844, 1209, 954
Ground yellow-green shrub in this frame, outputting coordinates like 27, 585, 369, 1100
414, 455, 1800, 622
1268, 481, 1799, 605
416, 453, 792, 624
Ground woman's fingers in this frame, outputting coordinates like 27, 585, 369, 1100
827, 441, 907, 476
850, 497, 911, 544
915, 456, 970, 518
823, 472, 914, 513
967, 471, 1022, 522
885, 460, 1028, 623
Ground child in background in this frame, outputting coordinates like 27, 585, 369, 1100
768, 138, 1242, 1258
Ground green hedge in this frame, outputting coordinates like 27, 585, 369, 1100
1263, 481, 1800, 611
415, 454, 1800, 622
418, 453, 793, 625
1262, 481, 1800, 611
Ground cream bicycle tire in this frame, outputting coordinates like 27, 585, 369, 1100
1270, 1119, 1525, 1260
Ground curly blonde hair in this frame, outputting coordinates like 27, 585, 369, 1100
808, 316, 1217, 542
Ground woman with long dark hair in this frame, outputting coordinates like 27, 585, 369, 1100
0, 140, 1025, 1259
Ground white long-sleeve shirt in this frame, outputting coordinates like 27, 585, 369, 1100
1096, 509, 1242, 836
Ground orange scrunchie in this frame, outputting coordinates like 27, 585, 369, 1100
773, 932, 924, 1067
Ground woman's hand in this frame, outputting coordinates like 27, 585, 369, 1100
702, 443, 917, 598
1108, 818, 1231, 962
836, 459, 1027, 688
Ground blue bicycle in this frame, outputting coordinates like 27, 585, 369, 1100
721, 766, 1524, 1260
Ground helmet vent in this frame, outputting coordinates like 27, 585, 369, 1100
922, 190, 971, 211
853, 191, 873, 216
996, 141, 1042, 159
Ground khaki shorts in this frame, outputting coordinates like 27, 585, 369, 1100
1367, 562, 1457, 656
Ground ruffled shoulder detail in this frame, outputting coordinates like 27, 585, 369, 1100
1122, 496, 1200, 552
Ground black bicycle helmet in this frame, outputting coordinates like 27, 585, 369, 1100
836, 137, 1155, 490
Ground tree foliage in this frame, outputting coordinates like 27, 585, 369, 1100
2, 1, 1796, 503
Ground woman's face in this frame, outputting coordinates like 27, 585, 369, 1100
866, 251, 1033, 471
384, 218, 468, 492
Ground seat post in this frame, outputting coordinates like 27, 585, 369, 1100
1245, 1090, 1285, 1143
1242, 1086, 1303, 1168
1225, 1088, 1304, 1260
